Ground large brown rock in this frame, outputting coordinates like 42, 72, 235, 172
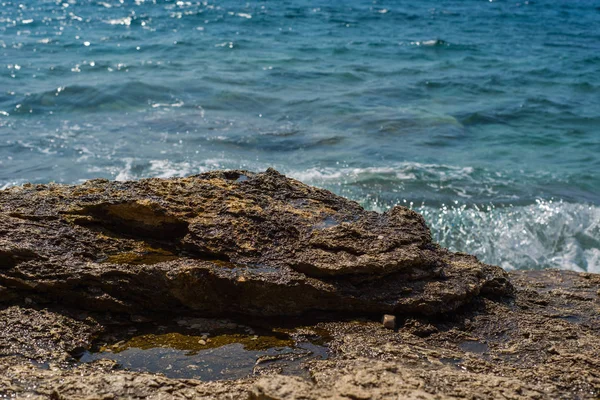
0, 168, 511, 317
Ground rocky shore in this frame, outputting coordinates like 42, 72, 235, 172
1, 169, 598, 399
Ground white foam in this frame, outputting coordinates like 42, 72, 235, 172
112, 158, 237, 182
290, 165, 600, 271
585, 249, 600, 273
115, 158, 135, 181
151, 101, 184, 108
417, 200, 600, 272
106, 17, 132, 26
289, 168, 343, 182
0, 180, 27, 190
148, 160, 194, 178
288, 162, 477, 185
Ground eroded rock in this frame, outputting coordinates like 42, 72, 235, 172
0, 169, 512, 317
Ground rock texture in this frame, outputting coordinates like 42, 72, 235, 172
0, 168, 511, 317
1, 170, 599, 399
1, 270, 599, 399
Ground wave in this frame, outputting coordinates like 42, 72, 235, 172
109, 158, 236, 182
9, 82, 176, 114
287, 163, 576, 205
418, 200, 600, 273
290, 163, 476, 185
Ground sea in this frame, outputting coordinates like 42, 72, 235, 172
1, 0, 599, 272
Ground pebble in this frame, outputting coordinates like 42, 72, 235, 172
198, 339, 206, 345
382, 314, 396, 330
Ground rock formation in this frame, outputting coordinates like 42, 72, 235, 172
1, 170, 598, 399
0, 168, 511, 316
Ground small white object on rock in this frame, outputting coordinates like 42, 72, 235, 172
382, 314, 396, 330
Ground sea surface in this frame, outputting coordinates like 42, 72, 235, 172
1, 0, 599, 272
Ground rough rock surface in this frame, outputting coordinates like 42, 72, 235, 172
1, 270, 599, 399
1, 170, 599, 399
0, 168, 511, 317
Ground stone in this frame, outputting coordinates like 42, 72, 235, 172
0, 169, 512, 317
382, 314, 396, 330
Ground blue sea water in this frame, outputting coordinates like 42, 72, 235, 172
1, 0, 599, 272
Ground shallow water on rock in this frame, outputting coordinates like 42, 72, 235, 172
80, 326, 329, 381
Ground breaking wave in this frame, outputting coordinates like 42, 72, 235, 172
418, 200, 600, 273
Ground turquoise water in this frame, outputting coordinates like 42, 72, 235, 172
1, 0, 599, 271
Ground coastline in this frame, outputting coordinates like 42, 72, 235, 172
1, 171, 599, 399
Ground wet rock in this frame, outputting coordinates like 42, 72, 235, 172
402, 317, 439, 338
0, 278, 597, 400
5, 268, 600, 400
0, 169, 512, 317
0, 306, 100, 362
